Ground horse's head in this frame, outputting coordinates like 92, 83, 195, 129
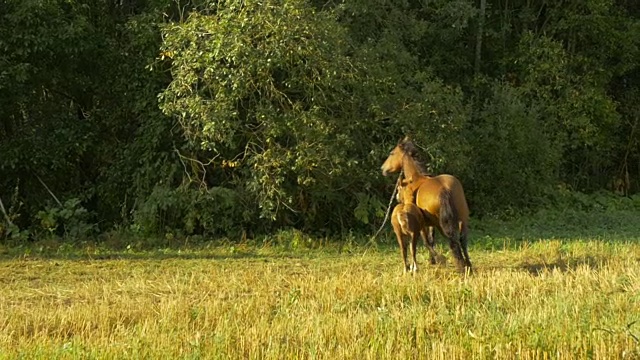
381, 136, 416, 176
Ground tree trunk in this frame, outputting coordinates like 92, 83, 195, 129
474, 0, 487, 76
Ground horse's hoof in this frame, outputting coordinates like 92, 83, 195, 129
435, 255, 448, 265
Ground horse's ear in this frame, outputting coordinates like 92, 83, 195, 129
399, 136, 416, 154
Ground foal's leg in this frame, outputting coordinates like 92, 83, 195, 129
401, 238, 410, 273
409, 232, 419, 273
393, 226, 409, 273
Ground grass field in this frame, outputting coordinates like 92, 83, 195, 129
1, 210, 639, 359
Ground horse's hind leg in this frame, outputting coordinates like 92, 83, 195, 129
447, 235, 467, 273
441, 223, 467, 273
460, 222, 472, 270
421, 226, 438, 265
438, 189, 468, 273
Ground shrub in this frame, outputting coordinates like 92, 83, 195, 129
466, 83, 561, 215
133, 185, 247, 238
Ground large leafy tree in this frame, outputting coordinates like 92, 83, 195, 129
160, 0, 367, 228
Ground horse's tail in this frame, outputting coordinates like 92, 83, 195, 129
439, 188, 459, 239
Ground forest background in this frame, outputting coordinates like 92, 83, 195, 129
1, 0, 639, 242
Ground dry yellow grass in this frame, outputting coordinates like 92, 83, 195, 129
0, 239, 639, 359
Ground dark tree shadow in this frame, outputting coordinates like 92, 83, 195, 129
518, 254, 608, 276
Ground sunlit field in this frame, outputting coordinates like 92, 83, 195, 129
1, 211, 639, 359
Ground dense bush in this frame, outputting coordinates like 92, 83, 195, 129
466, 83, 561, 214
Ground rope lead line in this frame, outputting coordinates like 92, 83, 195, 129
371, 170, 403, 242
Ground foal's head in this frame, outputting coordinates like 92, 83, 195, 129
396, 179, 416, 204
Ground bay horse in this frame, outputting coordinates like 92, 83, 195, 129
381, 137, 472, 273
391, 180, 441, 273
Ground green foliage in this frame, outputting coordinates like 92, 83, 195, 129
35, 198, 96, 239
134, 185, 245, 237
91, 5, 181, 226
507, 4, 639, 190
474, 190, 640, 244
467, 83, 561, 214
353, 193, 386, 225
0, 0, 103, 223
545, 187, 640, 213
0, 0, 182, 235
159, 0, 365, 225
338, 0, 477, 86
267, 228, 319, 250
0, 183, 28, 242
340, 0, 472, 173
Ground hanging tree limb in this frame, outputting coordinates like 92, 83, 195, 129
35, 174, 62, 207
173, 149, 219, 189
370, 170, 403, 243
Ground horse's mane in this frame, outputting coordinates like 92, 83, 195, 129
399, 139, 432, 176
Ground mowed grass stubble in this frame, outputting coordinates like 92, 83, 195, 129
0, 239, 639, 359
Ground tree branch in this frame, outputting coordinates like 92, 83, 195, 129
35, 174, 62, 207
0, 195, 13, 226
474, 0, 486, 77
173, 149, 218, 189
